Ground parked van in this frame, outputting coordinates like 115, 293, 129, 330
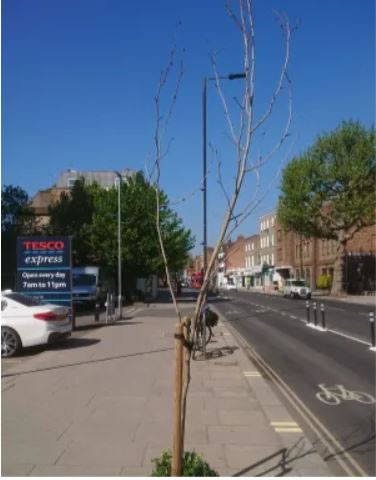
72, 266, 106, 306
283, 279, 311, 299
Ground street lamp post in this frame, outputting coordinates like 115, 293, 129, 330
114, 171, 122, 319
202, 72, 246, 277
201, 72, 245, 359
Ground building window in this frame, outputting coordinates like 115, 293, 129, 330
67, 177, 77, 188
271, 217, 275, 226
277, 230, 282, 241
305, 268, 311, 287
271, 233, 274, 246
271, 253, 274, 265
321, 240, 326, 256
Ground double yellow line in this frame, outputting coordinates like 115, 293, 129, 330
230, 322, 368, 477
247, 345, 368, 477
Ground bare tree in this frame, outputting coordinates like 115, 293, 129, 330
150, 0, 294, 474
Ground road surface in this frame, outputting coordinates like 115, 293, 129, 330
213, 290, 375, 476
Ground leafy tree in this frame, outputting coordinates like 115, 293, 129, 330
1, 185, 39, 288
2, 185, 37, 233
277, 121, 376, 295
47, 178, 95, 265
47, 172, 194, 295
88, 172, 194, 290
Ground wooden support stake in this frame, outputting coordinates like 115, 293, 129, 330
180, 317, 191, 459
171, 323, 183, 476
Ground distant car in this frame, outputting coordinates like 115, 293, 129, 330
1, 291, 72, 357
225, 283, 237, 291
283, 279, 311, 299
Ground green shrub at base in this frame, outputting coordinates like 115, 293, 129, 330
151, 450, 218, 477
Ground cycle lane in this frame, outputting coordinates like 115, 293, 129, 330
213, 297, 376, 476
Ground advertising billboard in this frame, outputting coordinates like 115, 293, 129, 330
16, 236, 72, 310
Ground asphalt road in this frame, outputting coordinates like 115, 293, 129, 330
213, 290, 376, 476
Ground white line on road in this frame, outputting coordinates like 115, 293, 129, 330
246, 345, 368, 476
327, 328, 370, 346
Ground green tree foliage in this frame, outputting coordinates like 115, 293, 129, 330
47, 172, 194, 293
1, 185, 39, 288
277, 121, 376, 295
47, 178, 95, 265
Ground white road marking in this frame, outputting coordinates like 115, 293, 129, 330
327, 328, 370, 346
243, 371, 262, 377
246, 346, 369, 476
289, 315, 297, 319
316, 384, 376, 406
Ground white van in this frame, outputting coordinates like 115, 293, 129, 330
283, 279, 311, 299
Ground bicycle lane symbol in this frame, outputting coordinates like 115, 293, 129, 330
316, 384, 376, 406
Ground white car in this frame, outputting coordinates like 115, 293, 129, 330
283, 279, 311, 299
225, 283, 237, 291
1, 291, 72, 357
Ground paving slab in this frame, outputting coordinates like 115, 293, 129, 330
2, 296, 333, 476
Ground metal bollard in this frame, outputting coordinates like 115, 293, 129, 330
105, 292, 110, 324
369, 312, 375, 349
94, 302, 100, 322
306, 301, 311, 324
313, 302, 318, 327
111, 293, 115, 316
320, 304, 326, 330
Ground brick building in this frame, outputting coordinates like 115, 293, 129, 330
222, 235, 245, 288
275, 223, 376, 292
32, 169, 135, 225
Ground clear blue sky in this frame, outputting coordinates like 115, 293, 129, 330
2, 0, 374, 254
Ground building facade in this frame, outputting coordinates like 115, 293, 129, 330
259, 211, 277, 268
222, 236, 245, 288
244, 234, 261, 287
275, 223, 376, 293
32, 169, 135, 225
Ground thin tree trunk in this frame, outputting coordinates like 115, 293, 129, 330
331, 236, 346, 296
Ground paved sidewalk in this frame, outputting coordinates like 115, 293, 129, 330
2, 301, 332, 476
